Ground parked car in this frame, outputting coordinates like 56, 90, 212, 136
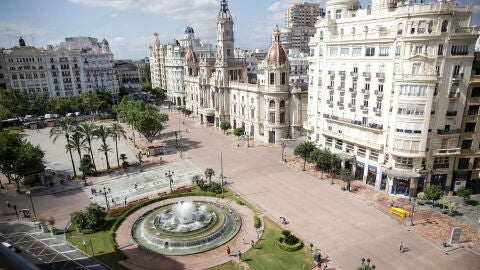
66, 113, 74, 117
75, 112, 81, 116
44, 114, 53, 119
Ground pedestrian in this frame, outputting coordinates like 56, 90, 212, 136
108, 187, 111, 193
186, 128, 188, 133
399, 241, 404, 253
238, 250, 242, 262
91, 188, 94, 195
226, 246, 230, 256
124, 197, 127, 205
390, 200, 395, 207
251, 240, 254, 247
112, 198, 115, 204
134, 183, 137, 189
6, 201, 11, 208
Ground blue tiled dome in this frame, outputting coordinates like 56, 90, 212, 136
184, 26, 195, 34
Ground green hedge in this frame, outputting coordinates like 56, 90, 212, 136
275, 237, 304, 252
254, 215, 262, 229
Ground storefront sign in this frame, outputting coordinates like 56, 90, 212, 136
454, 179, 466, 191
450, 227, 462, 244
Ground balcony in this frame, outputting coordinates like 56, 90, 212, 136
323, 113, 383, 132
338, 86, 345, 92
446, 110, 457, 117
437, 128, 461, 135
360, 105, 369, 112
374, 90, 384, 97
338, 71, 346, 77
451, 73, 464, 82
376, 73, 385, 80
349, 87, 356, 93
373, 107, 382, 115
337, 102, 344, 108
348, 103, 355, 109
448, 92, 459, 99
326, 100, 333, 105
363, 72, 371, 79
328, 71, 335, 77
433, 163, 450, 169
327, 85, 334, 90
350, 72, 358, 78
361, 89, 370, 96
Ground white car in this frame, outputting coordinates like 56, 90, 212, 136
66, 113, 74, 117
75, 112, 81, 116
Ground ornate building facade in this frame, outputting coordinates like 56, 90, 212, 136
306, 0, 479, 194
184, 0, 307, 144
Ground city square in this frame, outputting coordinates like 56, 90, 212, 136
1, 0, 480, 269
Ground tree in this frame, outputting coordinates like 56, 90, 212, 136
233, 127, 244, 139
109, 123, 126, 168
77, 123, 98, 173
338, 168, 353, 191
294, 141, 316, 171
204, 168, 215, 183
79, 154, 95, 178
220, 122, 231, 134
70, 203, 106, 231
424, 185, 443, 204
151, 87, 166, 104
134, 111, 167, 143
80, 91, 101, 117
119, 154, 128, 167
66, 128, 87, 163
30, 94, 49, 116
310, 148, 331, 177
0, 88, 29, 118
50, 118, 77, 177
94, 125, 112, 170
191, 175, 205, 190
0, 131, 44, 192
455, 187, 473, 202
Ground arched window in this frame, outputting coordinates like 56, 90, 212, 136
441, 20, 448, 32
397, 23, 403, 34
280, 100, 286, 108
320, 31, 324, 41
269, 100, 275, 109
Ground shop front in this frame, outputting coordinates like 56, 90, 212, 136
430, 174, 447, 191
355, 162, 365, 181
366, 165, 377, 186
387, 168, 421, 197
392, 178, 410, 196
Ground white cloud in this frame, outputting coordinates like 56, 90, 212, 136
0, 21, 50, 48
110, 13, 118, 18
69, 0, 219, 40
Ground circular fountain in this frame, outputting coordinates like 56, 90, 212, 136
131, 200, 241, 255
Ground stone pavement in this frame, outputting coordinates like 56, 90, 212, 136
115, 196, 258, 270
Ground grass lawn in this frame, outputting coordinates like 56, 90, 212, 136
208, 261, 246, 270
242, 217, 314, 270
66, 218, 128, 270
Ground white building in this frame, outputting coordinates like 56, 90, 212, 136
2, 36, 119, 101
306, 0, 479, 196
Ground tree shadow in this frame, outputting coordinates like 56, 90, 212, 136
465, 200, 478, 206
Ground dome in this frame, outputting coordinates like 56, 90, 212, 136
267, 44, 287, 66
185, 50, 198, 64
184, 26, 195, 34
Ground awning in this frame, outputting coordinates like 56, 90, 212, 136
337, 152, 354, 161
387, 169, 421, 178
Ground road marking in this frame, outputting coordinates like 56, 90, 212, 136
50, 243, 67, 247
60, 250, 77, 254
48, 253, 60, 263
28, 232, 43, 235
38, 237, 55, 241
85, 264, 100, 268
14, 233, 30, 243
26, 241, 39, 251
73, 256, 88, 260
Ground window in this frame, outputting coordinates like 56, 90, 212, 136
397, 23, 403, 34
269, 73, 274, 84
326, 137, 333, 147
369, 150, 379, 162
465, 122, 476, 132
428, 21, 433, 33
462, 140, 472, 149
453, 65, 461, 76
269, 100, 275, 108
330, 48, 338, 56
379, 47, 389, 56
414, 46, 422, 54
226, 49, 231, 56
399, 85, 427, 96
441, 20, 448, 32
474, 158, 480, 169
433, 157, 449, 169
412, 63, 421, 75
472, 87, 480, 97
281, 72, 286, 85
335, 140, 343, 150
451, 45, 469, 56
396, 157, 413, 169
365, 47, 375, 56
346, 143, 354, 153
438, 44, 444, 55
280, 112, 285, 123
417, 21, 426, 33
395, 44, 401, 56
397, 104, 425, 115
251, 108, 255, 118
458, 158, 469, 169
280, 100, 285, 108
352, 48, 361, 56
358, 147, 366, 157
365, 83, 370, 90
336, 9, 342, 19
269, 113, 275, 123
340, 48, 349, 56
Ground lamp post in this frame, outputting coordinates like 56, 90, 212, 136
101, 186, 111, 210
360, 257, 375, 270
25, 191, 37, 221
165, 170, 174, 192
281, 142, 286, 162
410, 197, 417, 226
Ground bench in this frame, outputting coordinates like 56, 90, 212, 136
389, 207, 410, 218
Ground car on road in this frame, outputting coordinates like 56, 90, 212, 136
2, 241, 20, 253
75, 111, 81, 116
66, 112, 74, 117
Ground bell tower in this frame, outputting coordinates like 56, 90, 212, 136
216, 0, 234, 66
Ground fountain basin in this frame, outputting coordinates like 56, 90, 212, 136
131, 200, 241, 255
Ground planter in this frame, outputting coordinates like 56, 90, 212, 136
41, 225, 49, 233
50, 227, 58, 235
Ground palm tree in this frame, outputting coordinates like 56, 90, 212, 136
67, 128, 87, 162
204, 168, 215, 183
50, 118, 77, 177
98, 143, 112, 170
77, 122, 98, 172
109, 122, 126, 168
94, 125, 112, 170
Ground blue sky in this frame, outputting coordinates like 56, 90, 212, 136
0, 0, 479, 60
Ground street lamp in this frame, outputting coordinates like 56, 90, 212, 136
281, 142, 286, 162
409, 197, 417, 226
165, 170, 174, 192
100, 186, 111, 210
360, 257, 375, 270
25, 191, 37, 221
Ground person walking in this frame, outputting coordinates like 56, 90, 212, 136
6, 201, 11, 208
251, 240, 254, 247
226, 246, 230, 256
399, 240, 404, 253
238, 250, 242, 262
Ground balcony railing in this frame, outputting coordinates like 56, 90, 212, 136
338, 86, 345, 92
338, 71, 346, 76
448, 92, 459, 98
327, 85, 334, 90
363, 72, 371, 78
376, 72, 385, 79
437, 129, 461, 135
433, 163, 449, 169
452, 73, 464, 81
361, 89, 370, 95
374, 90, 384, 97
328, 71, 335, 76
323, 113, 383, 130
350, 72, 358, 77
